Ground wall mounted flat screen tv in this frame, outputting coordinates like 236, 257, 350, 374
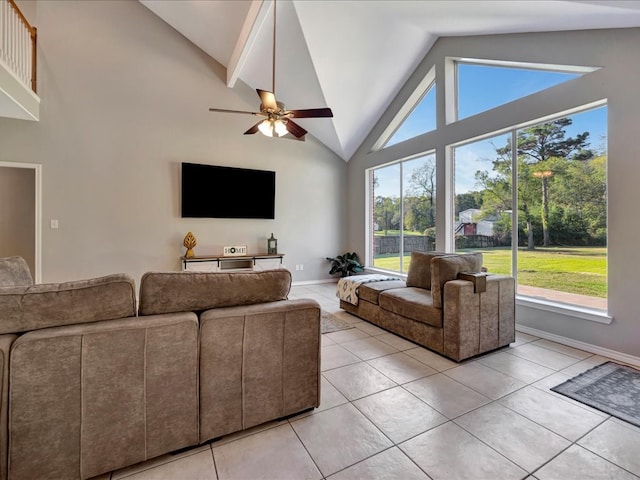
181, 162, 275, 219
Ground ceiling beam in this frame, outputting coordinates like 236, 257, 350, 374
226, 0, 271, 88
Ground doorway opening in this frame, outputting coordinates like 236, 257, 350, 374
0, 162, 41, 282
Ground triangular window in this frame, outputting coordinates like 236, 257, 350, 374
457, 62, 593, 120
374, 67, 436, 150
385, 84, 436, 147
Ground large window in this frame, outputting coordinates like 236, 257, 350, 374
453, 106, 607, 311
369, 153, 436, 273
453, 132, 513, 276
368, 57, 608, 314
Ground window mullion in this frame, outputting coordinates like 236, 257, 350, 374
511, 129, 518, 283
399, 162, 404, 272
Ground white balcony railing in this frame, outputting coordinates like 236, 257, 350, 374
0, 0, 36, 93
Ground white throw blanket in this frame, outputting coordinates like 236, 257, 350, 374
336, 274, 401, 306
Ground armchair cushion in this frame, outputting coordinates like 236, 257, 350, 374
431, 253, 483, 308
0, 257, 33, 287
405, 251, 447, 290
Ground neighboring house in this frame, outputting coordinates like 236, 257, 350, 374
456, 209, 497, 237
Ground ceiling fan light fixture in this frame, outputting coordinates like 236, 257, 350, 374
208, 1, 332, 140
258, 118, 289, 138
274, 119, 288, 137
258, 119, 274, 137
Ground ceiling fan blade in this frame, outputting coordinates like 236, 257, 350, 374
209, 108, 261, 115
244, 121, 262, 135
286, 108, 333, 118
285, 120, 307, 138
257, 89, 278, 111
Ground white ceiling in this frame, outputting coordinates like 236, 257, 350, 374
139, 0, 640, 161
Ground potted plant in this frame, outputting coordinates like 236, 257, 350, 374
326, 252, 364, 277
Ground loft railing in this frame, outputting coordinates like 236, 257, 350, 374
1, 0, 37, 93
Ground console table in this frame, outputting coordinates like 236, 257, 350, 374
181, 253, 285, 272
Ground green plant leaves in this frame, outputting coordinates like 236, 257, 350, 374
326, 252, 364, 277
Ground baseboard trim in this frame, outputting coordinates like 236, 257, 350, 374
516, 323, 640, 367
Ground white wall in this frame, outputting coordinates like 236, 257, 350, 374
0, 0, 346, 285
348, 28, 640, 358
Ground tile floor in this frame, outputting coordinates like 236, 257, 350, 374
101, 282, 640, 480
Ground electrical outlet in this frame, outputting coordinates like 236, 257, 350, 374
300, 264, 304, 271
50, 219, 59, 229
295, 265, 300, 271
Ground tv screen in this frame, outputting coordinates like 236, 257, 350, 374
181, 163, 275, 219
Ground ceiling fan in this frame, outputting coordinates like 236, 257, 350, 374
208, 0, 333, 140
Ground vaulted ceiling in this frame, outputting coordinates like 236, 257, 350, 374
140, 0, 640, 161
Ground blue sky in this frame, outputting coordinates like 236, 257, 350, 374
375, 64, 607, 197
386, 86, 436, 147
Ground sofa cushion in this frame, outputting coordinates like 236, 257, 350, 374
431, 253, 483, 308
0, 256, 33, 287
357, 280, 406, 304
405, 251, 447, 290
379, 287, 443, 328
0, 274, 137, 334
138, 269, 292, 316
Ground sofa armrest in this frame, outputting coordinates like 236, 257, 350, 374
442, 275, 515, 361
457, 272, 487, 293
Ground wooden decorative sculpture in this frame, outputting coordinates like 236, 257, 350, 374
183, 232, 197, 258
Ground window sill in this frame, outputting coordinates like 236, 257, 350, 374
516, 295, 612, 324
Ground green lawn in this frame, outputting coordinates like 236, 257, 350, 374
374, 246, 607, 298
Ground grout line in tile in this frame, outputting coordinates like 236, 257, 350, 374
114, 447, 212, 479
450, 415, 537, 476
208, 444, 218, 480
283, 422, 325, 479
526, 417, 626, 480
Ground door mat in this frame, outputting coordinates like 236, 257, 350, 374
321, 311, 354, 334
551, 361, 640, 427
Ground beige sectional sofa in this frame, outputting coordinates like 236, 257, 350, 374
339, 251, 515, 362
0, 257, 320, 480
